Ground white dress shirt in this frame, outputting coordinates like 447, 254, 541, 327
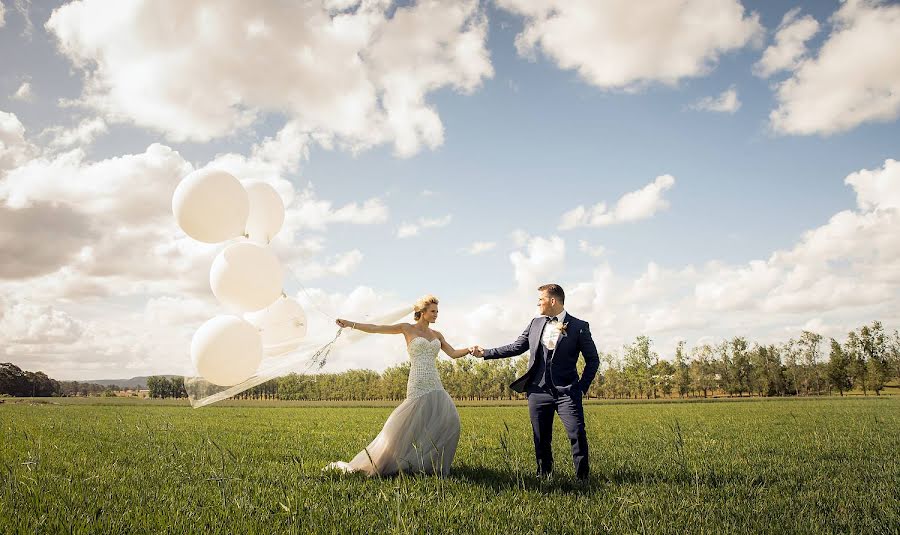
540, 310, 567, 351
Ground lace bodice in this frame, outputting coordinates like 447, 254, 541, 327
406, 337, 445, 399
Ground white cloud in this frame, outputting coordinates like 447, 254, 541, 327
578, 240, 605, 258
290, 250, 364, 281
0, 2, 6, 27
460, 241, 496, 255
1, 110, 37, 173
40, 117, 108, 150
0, 302, 84, 344
497, 0, 762, 90
845, 158, 900, 211
696, 158, 900, 315
286, 187, 389, 235
12, 81, 33, 101
45, 0, 493, 156
509, 235, 565, 291
753, 8, 820, 78
690, 86, 741, 113
559, 174, 675, 229
396, 214, 452, 238
13, 0, 33, 38
770, 0, 900, 135
207, 121, 310, 192
1, 300, 201, 379
1, 143, 192, 224
510, 229, 530, 247
143, 295, 219, 327
0, 201, 95, 279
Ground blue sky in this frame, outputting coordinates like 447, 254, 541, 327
1, 0, 899, 379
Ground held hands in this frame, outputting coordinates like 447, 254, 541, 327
468, 346, 484, 357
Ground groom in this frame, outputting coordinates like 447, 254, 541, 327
473, 284, 599, 480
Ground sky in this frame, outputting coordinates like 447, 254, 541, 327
1, 0, 899, 381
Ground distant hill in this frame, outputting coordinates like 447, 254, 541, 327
84, 375, 181, 390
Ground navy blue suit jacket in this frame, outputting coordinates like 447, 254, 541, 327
483, 314, 600, 394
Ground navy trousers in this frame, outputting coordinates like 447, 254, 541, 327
526, 389, 589, 479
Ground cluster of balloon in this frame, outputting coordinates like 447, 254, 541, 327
172, 169, 308, 387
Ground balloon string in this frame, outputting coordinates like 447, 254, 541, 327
303, 327, 345, 372
282, 265, 339, 322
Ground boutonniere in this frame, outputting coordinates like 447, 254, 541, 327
558, 322, 568, 336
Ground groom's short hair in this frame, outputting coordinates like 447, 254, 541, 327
538, 283, 565, 304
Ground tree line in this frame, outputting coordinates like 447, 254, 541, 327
146, 376, 187, 398
156, 320, 898, 401
0, 363, 124, 397
601, 321, 898, 399
7, 321, 898, 401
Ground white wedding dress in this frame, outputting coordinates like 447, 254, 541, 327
325, 337, 461, 477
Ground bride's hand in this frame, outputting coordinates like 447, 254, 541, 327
336, 318, 351, 329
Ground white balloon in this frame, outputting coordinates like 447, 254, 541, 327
172, 169, 249, 243
243, 181, 285, 244
191, 315, 263, 386
244, 296, 308, 356
210, 242, 284, 312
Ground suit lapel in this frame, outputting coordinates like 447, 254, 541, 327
552, 315, 575, 355
530, 317, 550, 359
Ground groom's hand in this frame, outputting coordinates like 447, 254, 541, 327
471, 346, 485, 357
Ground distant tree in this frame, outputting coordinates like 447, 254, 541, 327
0, 363, 31, 396
717, 340, 738, 397
750, 345, 770, 396
147, 376, 166, 398
827, 338, 852, 396
798, 331, 824, 395
731, 337, 751, 397
890, 329, 900, 382
860, 321, 889, 396
845, 331, 867, 395
783, 339, 802, 396
624, 336, 655, 399
690, 344, 716, 398
381, 362, 410, 401
654, 358, 675, 398
171, 376, 187, 398
674, 342, 691, 398
600, 353, 625, 399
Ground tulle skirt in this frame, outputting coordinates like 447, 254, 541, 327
325, 388, 460, 477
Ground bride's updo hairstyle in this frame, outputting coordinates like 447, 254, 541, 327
413, 295, 439, 320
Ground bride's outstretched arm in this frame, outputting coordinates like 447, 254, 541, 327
435, 332, 471, 359
335, 319, 407, 335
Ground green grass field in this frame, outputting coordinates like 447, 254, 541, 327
1, 397, 898, 534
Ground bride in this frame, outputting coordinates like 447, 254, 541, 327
324, 295, 471, 477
